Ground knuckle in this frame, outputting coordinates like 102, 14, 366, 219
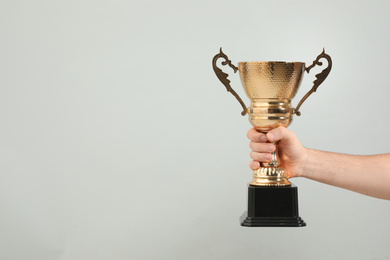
248, 128, 262, 141
289, 129, 297, 138
249, 151, 257, 160
249, 141, 258, 150
250, 161, 259, 170
278, 126, 286, 135
247, 128, 256, 140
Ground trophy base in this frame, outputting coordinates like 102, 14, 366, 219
240, 214, 306, 227
240, 184, 306, 227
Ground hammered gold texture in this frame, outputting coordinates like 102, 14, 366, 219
238, 62, 305, 99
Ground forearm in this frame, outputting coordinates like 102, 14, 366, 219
301, 149, 390, 200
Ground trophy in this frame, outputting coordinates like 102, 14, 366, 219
212, 48, 332, 227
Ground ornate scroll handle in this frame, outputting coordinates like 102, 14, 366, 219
212, 48, 247, 116
294, 49, 333, 116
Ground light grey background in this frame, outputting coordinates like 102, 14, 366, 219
1, 0, 390, 259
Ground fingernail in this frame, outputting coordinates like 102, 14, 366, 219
267, 133, 274, 141
260, 135, 267, 142
265, 154, 272, 161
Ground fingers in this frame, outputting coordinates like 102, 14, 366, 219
247, 128, 267, 143
250, 151, 273, 163
249, 141, 275, 153
249, 161, 260, 171
247, 127, 298, 171
247, 128, 272, 170
247, 127, 296, 144
266, 127, 297, 145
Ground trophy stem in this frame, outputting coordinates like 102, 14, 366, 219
268, 149, 279, 167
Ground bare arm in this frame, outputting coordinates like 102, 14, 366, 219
248, 127, 390, 200
303, 150, 390, 200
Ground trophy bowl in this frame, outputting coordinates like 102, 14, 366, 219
239, 61, 305, 132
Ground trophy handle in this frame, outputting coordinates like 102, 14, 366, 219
294, 49, 333, 116
212, 48, 247, 116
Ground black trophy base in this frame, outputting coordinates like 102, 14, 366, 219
241, 184, 306, 227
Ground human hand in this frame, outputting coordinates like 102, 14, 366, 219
247, 127, 308, 178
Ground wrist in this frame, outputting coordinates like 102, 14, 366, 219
296, 147, 311, 178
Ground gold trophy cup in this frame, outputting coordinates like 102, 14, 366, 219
212, 48, 332, 227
